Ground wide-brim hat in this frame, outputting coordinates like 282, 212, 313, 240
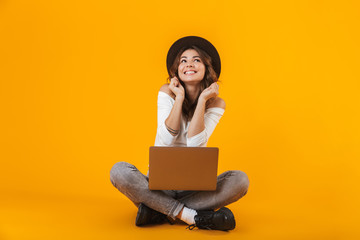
166, 36, 221, 78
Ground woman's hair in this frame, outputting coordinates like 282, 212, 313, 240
166, 45, 219, 121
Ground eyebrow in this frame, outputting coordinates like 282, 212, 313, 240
181, 56, 201, 59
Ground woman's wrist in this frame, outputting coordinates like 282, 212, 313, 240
198, 96, 207, 105
175, 94, 185, 102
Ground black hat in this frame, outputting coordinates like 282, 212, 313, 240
166, 36, 221, 78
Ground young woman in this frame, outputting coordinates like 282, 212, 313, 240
110, 36, 249, 231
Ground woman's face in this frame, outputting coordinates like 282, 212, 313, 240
177, 49, 206, 84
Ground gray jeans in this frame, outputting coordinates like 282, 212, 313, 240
110, 161, 249, 220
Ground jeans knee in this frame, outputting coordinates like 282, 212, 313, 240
233, 170, 250, 197
110, 161, 134, 187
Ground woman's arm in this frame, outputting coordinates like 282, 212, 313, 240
164, 94, 184, 136
187, 97, 207, 138
188, 82, 221, 138
162, 77, 185, 136
155, 87, 181, 146
187, 83, 225, 147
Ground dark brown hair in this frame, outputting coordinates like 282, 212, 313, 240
166, 45, 219, 121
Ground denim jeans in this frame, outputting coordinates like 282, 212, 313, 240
110, 161, 249, 220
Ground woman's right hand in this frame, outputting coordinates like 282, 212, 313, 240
168, 76, 185, 99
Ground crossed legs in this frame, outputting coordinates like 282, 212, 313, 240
110, 161, 249, 220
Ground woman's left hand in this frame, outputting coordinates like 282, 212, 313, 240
199, 82, 219, 102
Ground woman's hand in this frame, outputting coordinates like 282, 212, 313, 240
199, 82, 219, 102
168, 76, 185, 99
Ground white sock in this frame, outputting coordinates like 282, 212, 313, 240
180, 207, 197, 225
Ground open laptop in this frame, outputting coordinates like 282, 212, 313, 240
148, 146, 219, 191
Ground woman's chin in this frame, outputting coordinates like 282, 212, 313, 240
179, 77, 202, 84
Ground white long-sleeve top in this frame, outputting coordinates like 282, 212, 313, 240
154, 91, 225, 147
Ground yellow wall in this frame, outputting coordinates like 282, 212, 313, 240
1, 0, 359, 238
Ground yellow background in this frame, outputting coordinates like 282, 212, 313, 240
1, 0, 359, 239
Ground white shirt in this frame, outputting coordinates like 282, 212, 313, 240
154, 91, 225, 147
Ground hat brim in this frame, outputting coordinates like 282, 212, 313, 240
166, 36, 221, 78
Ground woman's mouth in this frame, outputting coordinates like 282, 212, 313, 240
184, 71, 197, 75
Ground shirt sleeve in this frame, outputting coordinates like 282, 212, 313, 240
186, 107, 225, 147
154, 91, 177, 146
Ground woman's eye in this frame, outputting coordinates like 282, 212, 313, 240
180, 59, 200, 63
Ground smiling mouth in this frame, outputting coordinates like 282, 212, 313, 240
184, 71, 197, 75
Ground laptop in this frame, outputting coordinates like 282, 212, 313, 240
148, 146, 219, 191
